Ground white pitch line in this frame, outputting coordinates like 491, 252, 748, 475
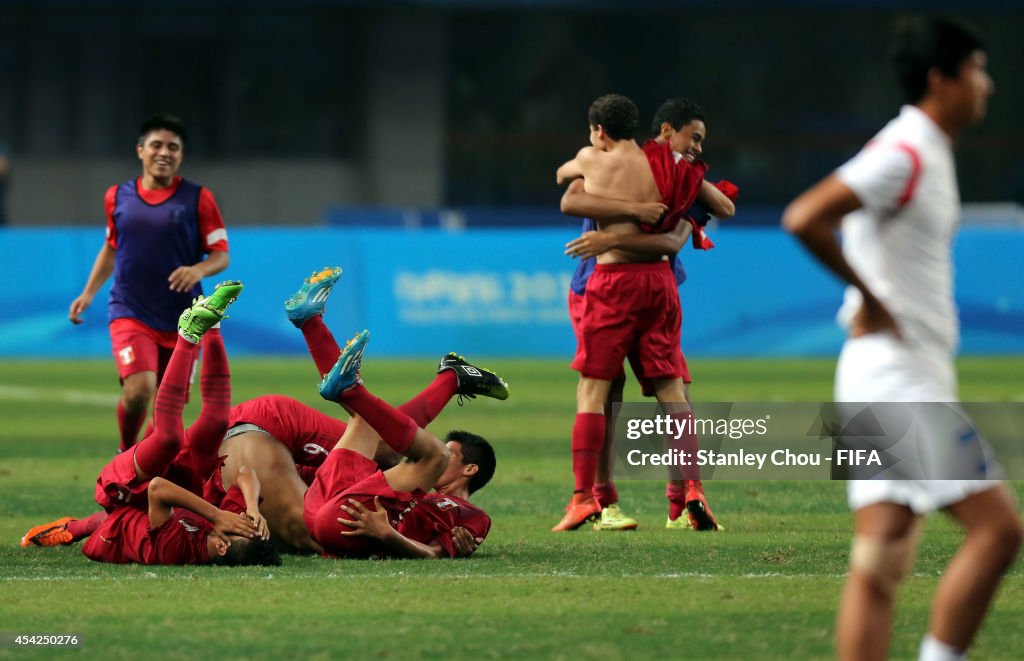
0, 384, 119, 408
3, 572, 870, 582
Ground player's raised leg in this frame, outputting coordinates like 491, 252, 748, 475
318, 329, 450, 493
285, 266, 344, 378
134, 280, 242, 480
437, 353, 509, 402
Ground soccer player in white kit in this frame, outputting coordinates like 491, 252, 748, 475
783, 17, 1021, 661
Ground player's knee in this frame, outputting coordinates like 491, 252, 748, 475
423, 435, 451, 477
148, 429, 183, 457
576, 377, 610, 413
121, 384, 153, 412
312, 506, 374, 557
849, 528, 921, 597
974, 516, 1023, 569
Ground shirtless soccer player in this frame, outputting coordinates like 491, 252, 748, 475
559, 97, 736, 531
552, 94, 716, 533
206, 267, 505, 556
784, 17, 1020, 661
23, 283, 279, 566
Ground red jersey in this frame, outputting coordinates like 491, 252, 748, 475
639, 140, 708, 234
105, 176, 228, 332
229, 395, 346, 467
82, 506, 211, 565
397, 494, 492, 558
105, 176, 227, 253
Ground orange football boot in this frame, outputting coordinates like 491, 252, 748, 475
20, 517, 75, 547
552, 493, 601, 532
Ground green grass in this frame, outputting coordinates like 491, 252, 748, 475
1, 357, 1023, 660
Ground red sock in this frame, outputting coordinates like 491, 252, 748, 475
117, 401, 147, 454
666, 482, 687, 521
134, 337, 196, 477
666, 410, 700, 482
398, 371, 457, 428
593, 481, 618, 508
340, 384, 417, 454
572, 413, 604, 494
300, 315, 341, 378
185, 329, 232, 456
67, 512, 107, 541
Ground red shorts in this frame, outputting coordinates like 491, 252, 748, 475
571, 289, 690, 394
229, 395, 346, 467
94, 448, 148, 512
164, 445, 222, 498
303, 449, 416, 558
571, 262, 689, 384
110, 318, 194, 384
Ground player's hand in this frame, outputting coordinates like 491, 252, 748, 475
565, 231, 616, 259
68, 293, 94, 324
451, 526, 483, 557
338, 497, 393, 540
246, 509, 270, 540
851, 294, 902, 339
167, 265, 204, 293
631, 201, 668, 224
213, 509, 258, 538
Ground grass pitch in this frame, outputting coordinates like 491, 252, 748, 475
1, 357, 1022, 660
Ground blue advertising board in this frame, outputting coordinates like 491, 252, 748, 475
0, 226, 1020, 357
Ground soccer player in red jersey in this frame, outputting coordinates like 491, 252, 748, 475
25, 284, 279, 566
303, 329, 496, 559
211, 357, 499, 554
552, 95, 722, 532
69, 114, 231, 453
558, 99, 735, 531
279, 268, 499, 558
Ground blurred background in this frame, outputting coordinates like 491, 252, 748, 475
1, 0, 1021, 358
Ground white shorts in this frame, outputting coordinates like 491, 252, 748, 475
835, 332, 1001, 514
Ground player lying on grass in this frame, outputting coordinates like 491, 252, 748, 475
304, 330, 496, 559
203, 267, 506, 556
284, 272, 497, 558
22, 283, 279, 565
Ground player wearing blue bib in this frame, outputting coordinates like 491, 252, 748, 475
69, 115, 231, 453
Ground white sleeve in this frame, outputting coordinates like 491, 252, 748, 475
836, 143, 916, 216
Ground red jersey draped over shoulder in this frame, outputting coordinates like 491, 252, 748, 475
639, 140, 708, 234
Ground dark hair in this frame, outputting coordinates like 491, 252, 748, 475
587, 94, 639, 141
890, 17, 985, 103
446, 430, 496, 495
214, 536, 282, 566
138, 114, 188, 146
650, 98, 706, 136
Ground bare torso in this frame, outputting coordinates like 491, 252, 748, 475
582, 143, 666, 264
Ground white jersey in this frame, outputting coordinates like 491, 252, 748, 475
835, 105, 960, 354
